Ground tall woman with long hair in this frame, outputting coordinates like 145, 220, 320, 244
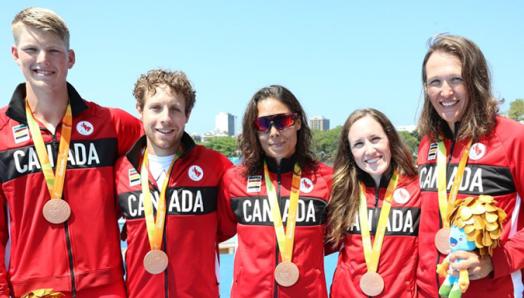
416, 34, 524, 298
327, 108, 420, 297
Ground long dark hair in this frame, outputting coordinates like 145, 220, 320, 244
239, 85, 316, 176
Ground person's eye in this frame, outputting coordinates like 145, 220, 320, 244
371, 136, 381, 143
450, 77, 464, 85
171, 106, 183, 114
23, 47, 37, 53
352, 142, 363, 149
427, 79, 441, 87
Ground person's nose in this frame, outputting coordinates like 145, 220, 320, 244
267, 122, 280, 137
159, 108, 172, 124
363, 141, 377, 155
440, 80, 455, 97
36, 50, 49, 64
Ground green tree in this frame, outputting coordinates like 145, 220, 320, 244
508, 98, 524, 121
398, 130, 419, 159
202, 136, 239, 157
311, 126, 342, 165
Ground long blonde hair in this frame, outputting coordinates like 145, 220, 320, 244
326, 109, 417, 248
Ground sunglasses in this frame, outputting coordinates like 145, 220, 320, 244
254, 113, 298, 133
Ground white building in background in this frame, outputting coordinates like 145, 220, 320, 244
396, 125, 417, 133
310, 116, 330, 131
215, 112, 235, 136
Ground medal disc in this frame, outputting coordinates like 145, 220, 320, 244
360, 271, 384, 297
435, 228, 451, 255
274, 261, 299, 287
43, 199, 71, 224
143, 250, 168, 274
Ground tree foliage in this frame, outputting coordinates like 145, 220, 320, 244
508, 98, 524, 122
311, 126, 342, 165
201, 136, 239, 157
199, 127, 420, 163
398, 130, 419, 158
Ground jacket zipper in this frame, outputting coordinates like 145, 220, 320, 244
273, 167, 282, 298
51, 132, 77, 297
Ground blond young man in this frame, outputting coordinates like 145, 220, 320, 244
0, 7, 141, 297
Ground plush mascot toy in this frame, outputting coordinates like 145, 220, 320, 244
436, 195, 506, 298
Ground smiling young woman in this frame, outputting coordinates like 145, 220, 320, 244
326, 108, 419, 298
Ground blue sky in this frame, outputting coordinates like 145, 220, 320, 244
1, 1, 523, 135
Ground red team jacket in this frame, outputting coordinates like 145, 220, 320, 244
115, 134, 232, 298
218, 157, 332, 298
417, 116, 524, 298
0, 83, 142, 297
330, 170, 420, 298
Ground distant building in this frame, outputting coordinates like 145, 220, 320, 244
396, 125, 417, 133
310, 116, 330, 131
215, 112, 235, 136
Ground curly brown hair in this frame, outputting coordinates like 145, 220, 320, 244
418, 34, 499, 142
239, 85, 317, 176
133, 69, 196, 116
326, 108, 417, 248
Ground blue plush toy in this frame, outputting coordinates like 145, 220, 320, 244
436, 195, 506, 298
436, 226, 476, 298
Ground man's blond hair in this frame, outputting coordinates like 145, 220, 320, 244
12, 7, 70, 48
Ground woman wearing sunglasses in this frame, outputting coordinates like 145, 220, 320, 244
218, 85, 332, 298
327, 109, 420, 297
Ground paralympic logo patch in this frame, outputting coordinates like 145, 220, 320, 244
300, 178, 314, 193
469, 143, 486, 160
76, 121, 94, 136
188, 165, 204, 181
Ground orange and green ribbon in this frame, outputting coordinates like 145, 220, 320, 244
140, 151, 176, 250
264, 162, 301, 263
436, 140, 472, 228
25, 100, 72, 201
359, 169, 399, 273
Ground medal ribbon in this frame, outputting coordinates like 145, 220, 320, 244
436, 140, 472, 228
264, 162, 301, 263
25, 100, 72, 201
140, 151, 176, 250
359, 169, 399, 273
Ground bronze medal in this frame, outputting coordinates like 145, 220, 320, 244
274, 261, 299, 287
435, 227, 451, 255
143, 249, 168, 274
360, 271, 385, 297
43, 199, 71, 224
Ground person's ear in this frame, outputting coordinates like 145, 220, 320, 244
11, 45, 21, 65
67, 49, 75, 69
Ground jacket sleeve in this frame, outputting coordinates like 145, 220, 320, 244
217, 168, 238, 242
110, 108, 142, 157
0, 189, 10, 297
491, 121, 524, 278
